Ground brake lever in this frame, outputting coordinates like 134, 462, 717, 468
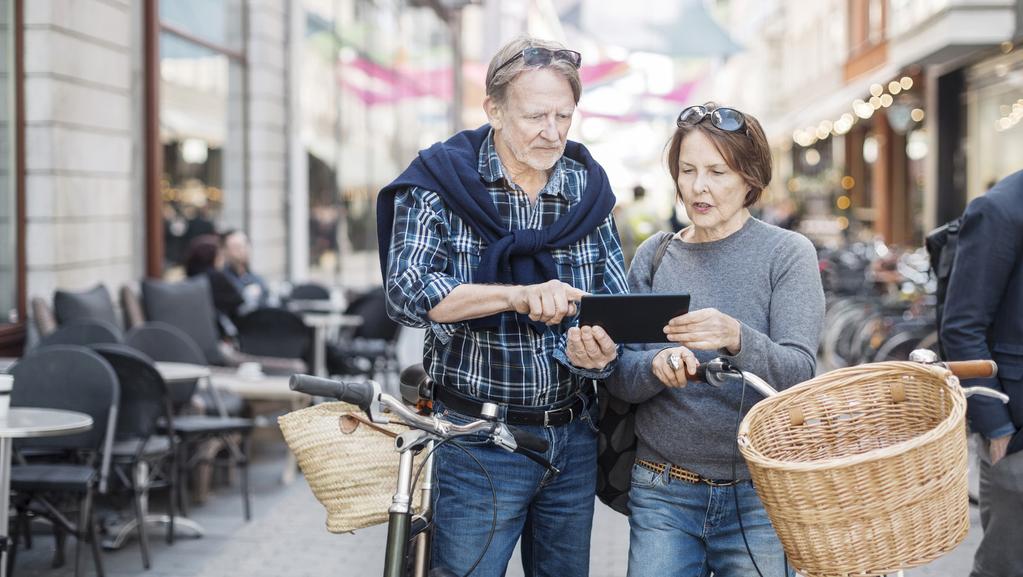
492, 424, 560, 475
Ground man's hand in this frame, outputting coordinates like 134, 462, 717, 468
989, 434, 1012, 465
511, 280, 586, 325
566, 325, 617, 370
664, 308, 742, 353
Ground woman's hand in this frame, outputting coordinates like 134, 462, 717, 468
566, 326, 618, 370
652, 346, 699, 388
664, 308, 742, 354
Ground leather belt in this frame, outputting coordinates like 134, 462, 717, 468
434, 386, 587, 427
636, 459, 741, 487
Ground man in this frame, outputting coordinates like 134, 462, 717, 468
377, 37, 626, 577
941, 169, 1023, 577
221, 229, 274, 317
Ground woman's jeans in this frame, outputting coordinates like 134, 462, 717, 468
627, 463, 793, 577
430, 398, 598, 577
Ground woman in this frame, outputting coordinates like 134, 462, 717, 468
567, 103, 824, 576
183, 234, 245, 326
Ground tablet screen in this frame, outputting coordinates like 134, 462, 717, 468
578, 294, 691, 343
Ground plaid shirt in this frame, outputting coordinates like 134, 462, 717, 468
385, 130, 628, 406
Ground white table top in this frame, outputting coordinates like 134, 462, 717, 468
209, 369, 307, 402
301, 313, 363, 329
0, 408, 93, 438
288, 299, 344, 314
155, 362, 211, 383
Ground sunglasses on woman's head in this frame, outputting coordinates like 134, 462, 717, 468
676, 105, 748, 134
493, 47, 583, 76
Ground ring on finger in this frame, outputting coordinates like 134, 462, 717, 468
668, 352, 681, 371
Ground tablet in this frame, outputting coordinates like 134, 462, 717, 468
578, 294, 690, 343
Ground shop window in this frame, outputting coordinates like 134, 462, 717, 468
158, 3, 246, 277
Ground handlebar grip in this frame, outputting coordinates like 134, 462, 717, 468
507, 426, 549, 454
686, 364, 707, 382
289, 374, 376, 409
944, 360, 998, 380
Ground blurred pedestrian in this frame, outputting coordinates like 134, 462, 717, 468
377, 35, 627, 577
598, 102, 824, 577
940, 169, 1023, 577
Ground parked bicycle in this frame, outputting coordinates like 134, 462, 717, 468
288, 367, 556, 577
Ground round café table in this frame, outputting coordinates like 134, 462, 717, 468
0, 408, 93, 577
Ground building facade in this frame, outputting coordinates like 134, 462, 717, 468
713, 0, 1021, 247
0, 0, 545, 354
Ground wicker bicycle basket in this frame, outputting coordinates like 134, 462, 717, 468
278, 401, 420, 533
737, 361, 969, 577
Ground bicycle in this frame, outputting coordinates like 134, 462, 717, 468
288, 368, 557, 577
704, 350, 1008, 577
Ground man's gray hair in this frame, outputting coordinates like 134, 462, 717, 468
485, 36, 582, 106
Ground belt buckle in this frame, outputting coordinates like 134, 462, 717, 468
543, 409, 550, 427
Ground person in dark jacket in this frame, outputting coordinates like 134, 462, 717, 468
941, 169, 1023, 577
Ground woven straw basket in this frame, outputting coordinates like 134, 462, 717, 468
737, 361, 969, 577
278, 402, 419, 533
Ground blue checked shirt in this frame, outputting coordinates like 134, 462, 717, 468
385, 130, 628, 406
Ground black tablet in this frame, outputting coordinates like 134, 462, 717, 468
578, 294, 691, 343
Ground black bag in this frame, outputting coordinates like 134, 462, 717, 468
925, 217, 962, 357
595, 232, 673, 515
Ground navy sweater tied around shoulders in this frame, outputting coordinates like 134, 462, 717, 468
377, 124, 616, 329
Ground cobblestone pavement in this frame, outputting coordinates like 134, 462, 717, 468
10, 440, 981, 577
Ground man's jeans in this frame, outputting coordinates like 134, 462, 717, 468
430, 399, 598, 577
627, 463, 793, 577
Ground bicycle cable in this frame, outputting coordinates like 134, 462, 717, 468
409, 434, 498, 577
728, 368, 786, 577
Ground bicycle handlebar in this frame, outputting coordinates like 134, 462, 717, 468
288, 373, 557, 472
694, 353, 1007, 403
941, 360, 997, 380
289, 374, 376, 407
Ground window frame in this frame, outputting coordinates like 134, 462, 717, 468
0, 0, 27, 355
144, 0, 248, 277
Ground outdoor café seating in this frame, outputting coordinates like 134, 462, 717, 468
7, 346, 118, 577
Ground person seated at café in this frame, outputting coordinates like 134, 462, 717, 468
221, 229, 277, 317
183, 234, 245, 329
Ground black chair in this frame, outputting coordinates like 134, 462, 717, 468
235, 307, 312, 361
125, 322, 243, 417
135, 278, 307, 375
53, 284, 120, 328
289, 282, 330, 301
124, 323, 254, 521
91, 344, 178, 569
125, 322, 207, 367
7, 345, 119, 577
331, 287, 401, 382
36, 319, 122, 349
140, 276, 227, 366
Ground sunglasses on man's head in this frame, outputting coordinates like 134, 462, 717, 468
676, 105, 748, 134
493, 47, 582, 76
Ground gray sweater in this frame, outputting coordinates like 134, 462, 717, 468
604, 217, 825, 480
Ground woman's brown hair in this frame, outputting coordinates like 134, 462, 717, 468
666, 102, 772, 208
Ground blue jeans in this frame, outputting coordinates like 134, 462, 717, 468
627, 463, 793, 577
430, 398, 598, 577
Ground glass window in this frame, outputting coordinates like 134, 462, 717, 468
160, 0, 245, 53
159, 20, 246, 277
0, 0, 17, 323
966, 51, 1023, 201
300, 0, 452, 287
